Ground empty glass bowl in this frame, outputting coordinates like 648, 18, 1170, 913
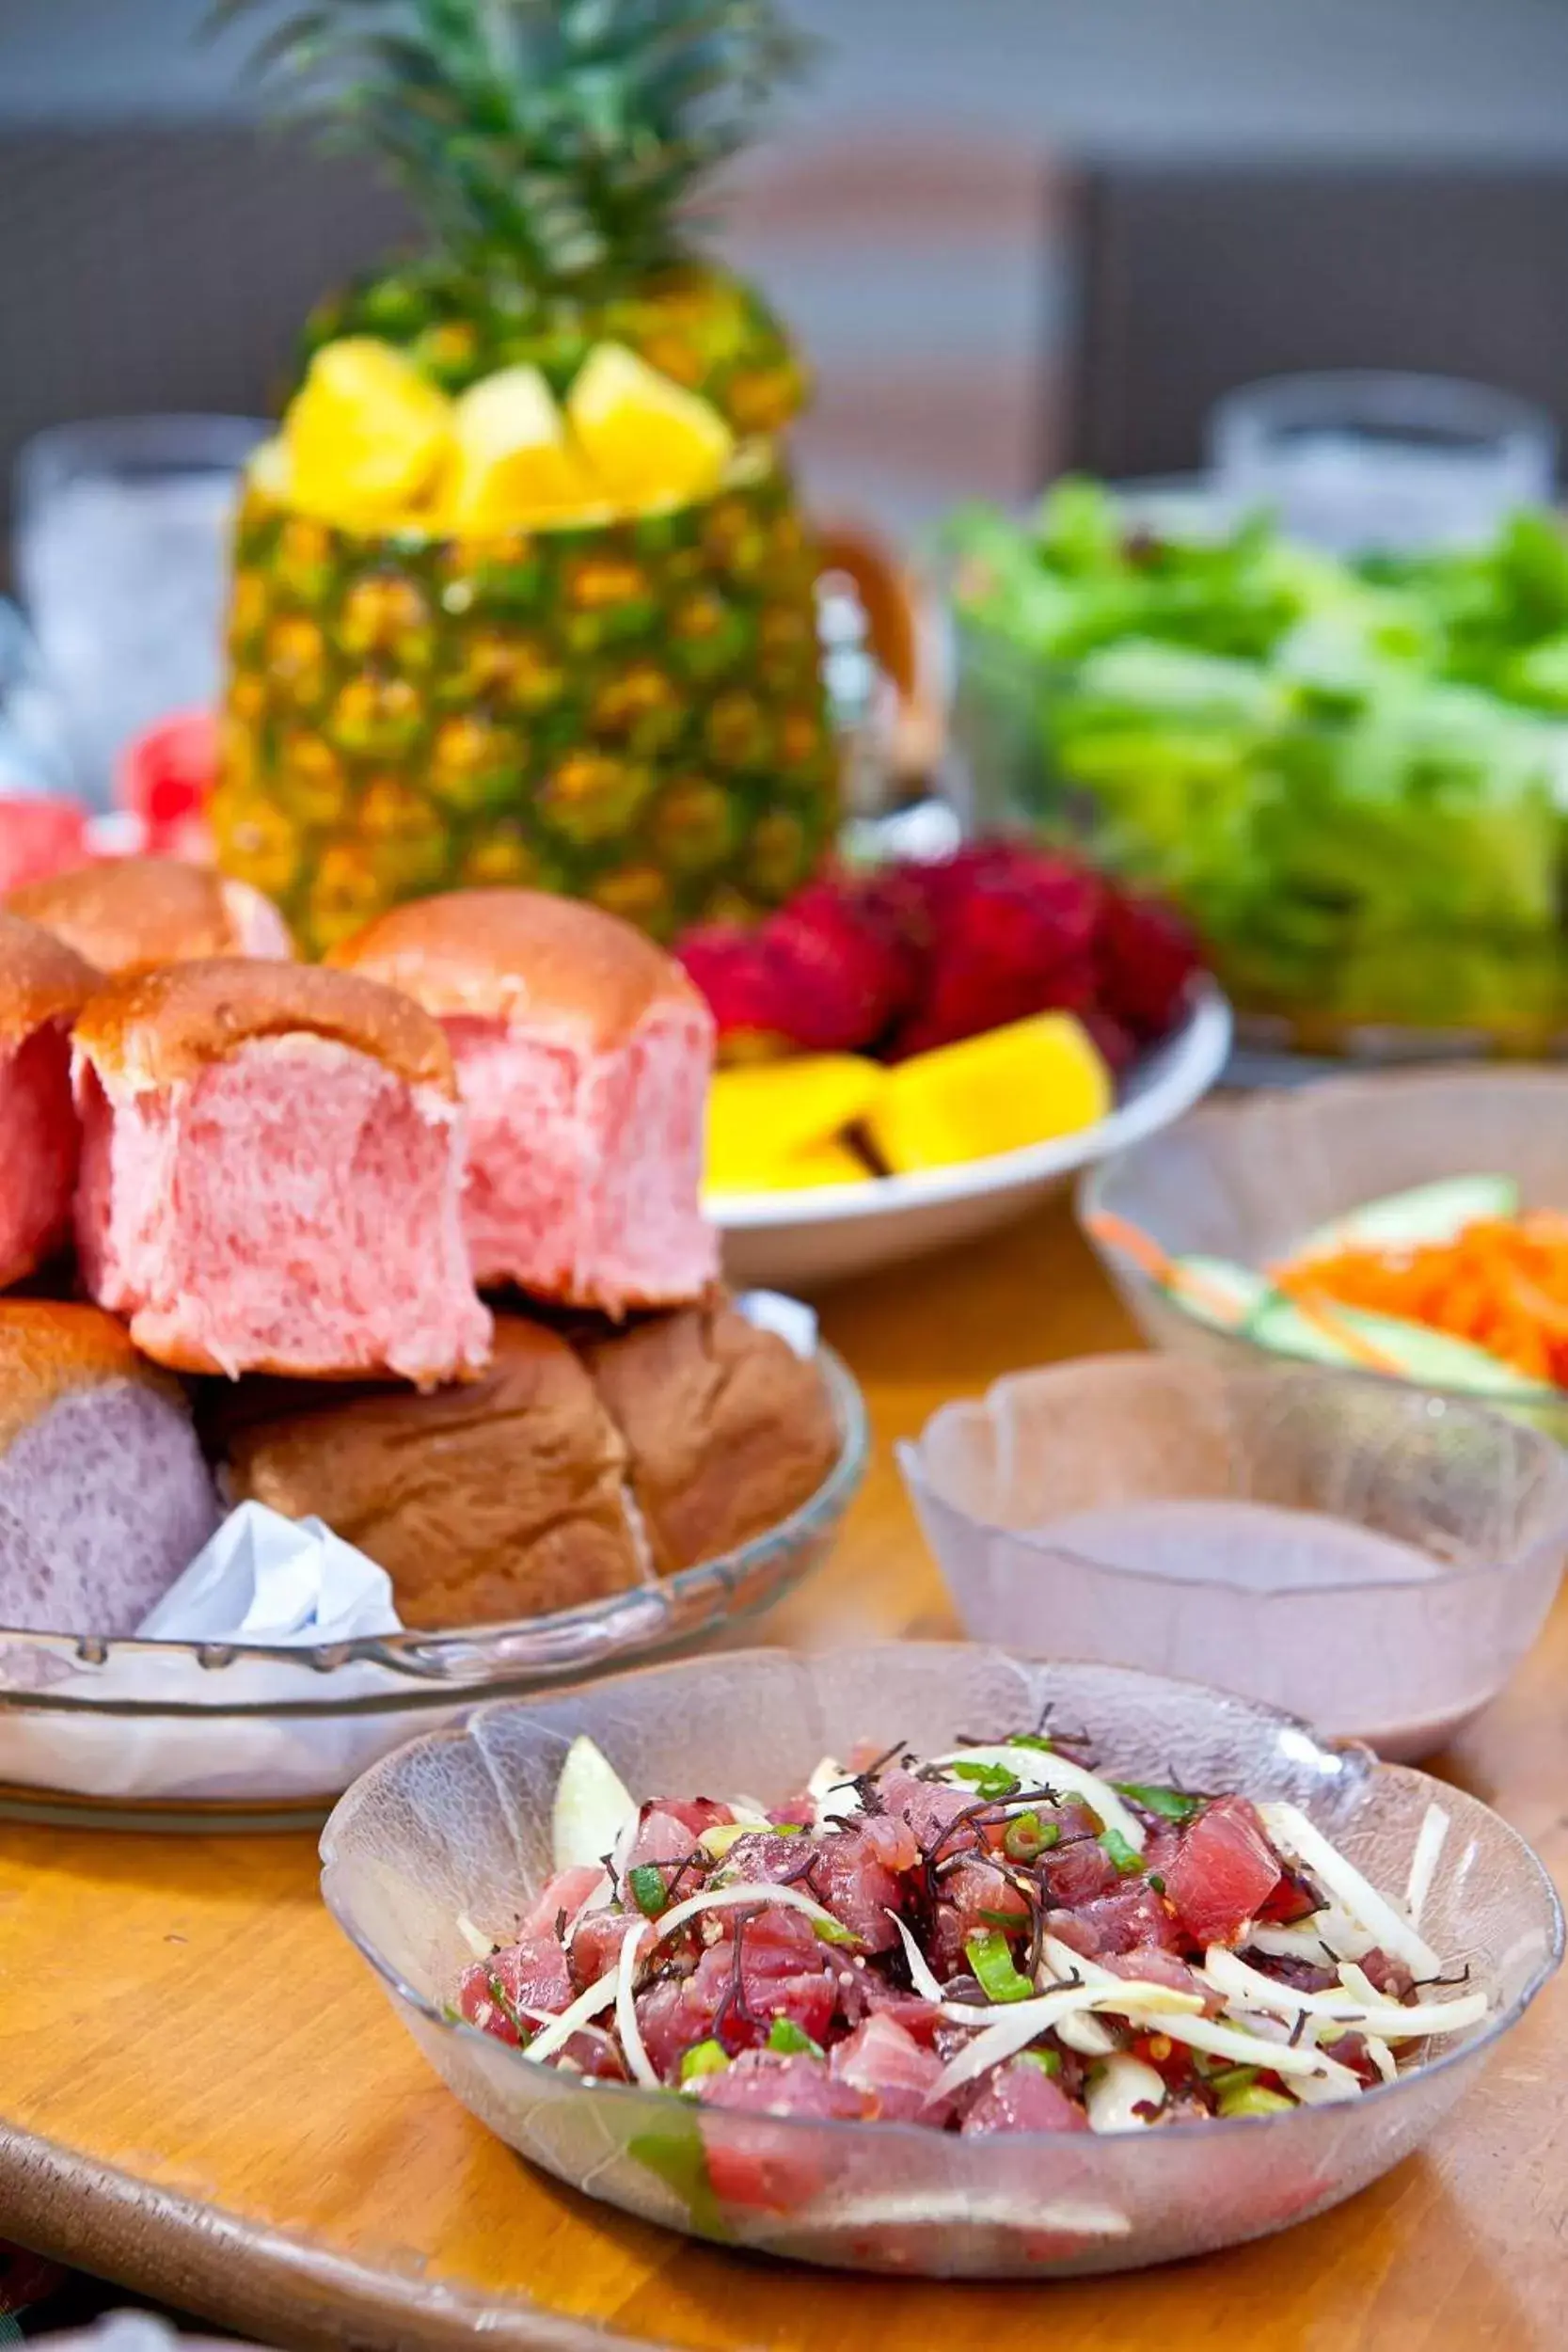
1082, 1067, 1568, 1449
320, 1645, 1561, 2279
900, 1356, 1568, 1756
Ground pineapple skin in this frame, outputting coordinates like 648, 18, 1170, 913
213, 459, 837, 955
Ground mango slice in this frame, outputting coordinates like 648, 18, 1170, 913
568, 342, 735, 507
284, 338, 454, 525
443, 365, 605, 530
866, 1012, 1113, 1175
705, 1056, 885, 1191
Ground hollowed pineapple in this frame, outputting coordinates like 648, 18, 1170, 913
213, 0, 834, 955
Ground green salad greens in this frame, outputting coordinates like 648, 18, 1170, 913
945, 480, 1568, 1041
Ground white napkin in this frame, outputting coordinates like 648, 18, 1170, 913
135, 1501, 403, 1645
736, 1287, 818, 1359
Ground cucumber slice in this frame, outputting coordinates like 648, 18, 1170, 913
1293, 1176, 1519, 1263
1168, 1255, 1271, 1333
1251, 1294, 1549, 1398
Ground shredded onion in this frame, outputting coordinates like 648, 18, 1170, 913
1055, 2010, 1119, 2057
1204, 1946, 1487, 2042
886, 1909, 945, 2006
807, 1756, 864, 1829
933, 1747, 1145, 1851
455, 1912, 494, 1961
1106, 2001, 1362, 2090
1403, 1804, 1450, 1930
1085, 2053, 1166, 2134
1259, 1804, 1441, 1978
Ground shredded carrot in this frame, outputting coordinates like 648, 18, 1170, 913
1275, 1213, 1568, 1387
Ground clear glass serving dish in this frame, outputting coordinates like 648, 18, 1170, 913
943, 478, 1568, 1061
0, 1348, 865, 1831
1081, 1067, 1568, 1450
320, 1644, 1562, 2280
900, 1355, 1568, 1758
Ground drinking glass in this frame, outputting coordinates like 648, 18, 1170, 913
13, 416, 268, 807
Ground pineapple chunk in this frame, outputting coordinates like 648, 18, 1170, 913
721, 1139, 871, 1193
705, 1056, 886, 1191
284, 338, 453, 525
444, 365, 605, 529
568, 342, 735, 507
866, 1013, 1113, 1176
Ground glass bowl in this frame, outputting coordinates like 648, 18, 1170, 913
899, 1356, 1568, 1757
1081, 1068, 1568, 1450
943, 483, 1568, 1060
320, 1644, 1562, 2280
0, 1348, 865, 1830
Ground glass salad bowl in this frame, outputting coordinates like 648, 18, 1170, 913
319, 1644, 1561, 2280
943, 478, 1568, 1059
1081, 1068, 1568, 1449
0, 1348, 865, 1830
901, 1356, 1568, 1758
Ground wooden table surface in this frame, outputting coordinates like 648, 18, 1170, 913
0, 1198, 1564, 2351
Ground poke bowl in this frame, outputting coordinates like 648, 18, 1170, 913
319, 1644, 1561, 2279
1082, 1067, 1568, 1449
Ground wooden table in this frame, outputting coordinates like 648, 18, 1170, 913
0, 1198, 1564, 2350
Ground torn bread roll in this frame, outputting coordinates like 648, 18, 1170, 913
0, 910, 99, 1289
329, 888, 717, 1315
71, 958, 491, 1386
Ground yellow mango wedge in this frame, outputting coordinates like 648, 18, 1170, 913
705, 1056, 886, 1192
443, 364, 605, 529
284, 338, 454, 526
568, 342, 735, 507
866, 1011, 1113, 1176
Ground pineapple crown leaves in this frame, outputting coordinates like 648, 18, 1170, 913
213, 0, 816, 294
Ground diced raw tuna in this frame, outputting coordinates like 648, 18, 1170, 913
1164, 1798, 1283, 1947
930, 1855, 1031, 1975
697, 2049, 869, 2122
1043, 1837, 1120, 1906
809, 1828, 907, 1952
860, 1812, 922, 1872
569, 1905, 641, 1988
879, 1769, 977, 1849
830, 2013, 952, 2124
458, 1935, 573, 2042
1358, 1947, 1417, 2002
626, 1804, 706, 1875
698, 2052, 871, 2212
518, 1865, 608, 1941
1058, 1883, 1183, 1960
960, 2058, 1090, 2137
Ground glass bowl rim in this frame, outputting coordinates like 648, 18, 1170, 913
319, 1641, 1565, 2161
1079, 1072, 1568, 1419
0, 1345, 867, 1692
899, 1350, 1568, 1601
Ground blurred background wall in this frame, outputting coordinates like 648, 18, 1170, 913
5, 0, 1568, 532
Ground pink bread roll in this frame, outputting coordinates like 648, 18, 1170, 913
0, 1300, 218, 1634
10, 854, 293, 974
71, 959, 492, 1386
0, 910, 98, 1290
330, 890, 718, 1315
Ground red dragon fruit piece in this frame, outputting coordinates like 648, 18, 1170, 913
677, 875, 916, 1055
884, 849, 1107, 1060
1098, 886, 1202, 1041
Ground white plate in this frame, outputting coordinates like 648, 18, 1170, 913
711, 981, 1232, 1292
